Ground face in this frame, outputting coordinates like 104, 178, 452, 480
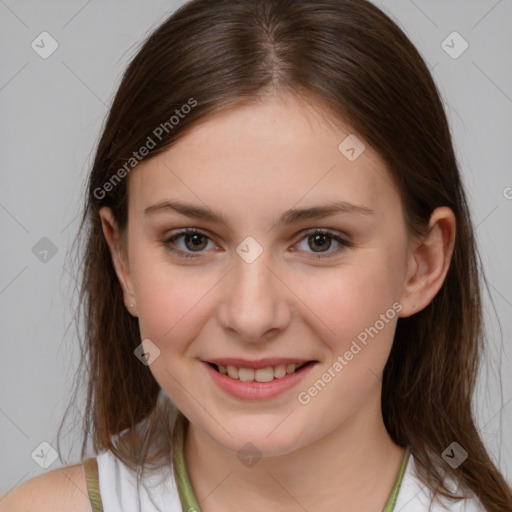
102, 93, 415, 457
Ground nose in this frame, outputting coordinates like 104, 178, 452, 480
216, 249, 291, 343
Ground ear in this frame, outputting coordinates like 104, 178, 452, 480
398, 206, 456, 318
99, 206, 138, 317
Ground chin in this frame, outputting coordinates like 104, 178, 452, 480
202, 416, 310, 458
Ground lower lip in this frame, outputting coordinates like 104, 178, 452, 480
203, 361, 316, 400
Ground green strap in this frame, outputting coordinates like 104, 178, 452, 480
83, 457, 104, 512
383, 449, 410, 511
171, 414, 202, 512
172, 415, 410, 512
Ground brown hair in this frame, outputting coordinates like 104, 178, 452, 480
59, 0, 512, 510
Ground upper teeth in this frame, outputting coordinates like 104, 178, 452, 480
217, 363, 306, 382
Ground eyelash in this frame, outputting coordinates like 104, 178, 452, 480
161, 228, 351, 259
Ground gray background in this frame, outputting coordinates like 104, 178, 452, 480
1, 0, 511, 496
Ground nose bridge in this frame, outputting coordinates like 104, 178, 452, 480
218, 243, 289, 341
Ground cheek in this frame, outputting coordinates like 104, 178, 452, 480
130, 249, 219, 348
137, 280, 202, 344
291, 255, 400, 347
292, 260, 402, 426
128, 246, 187, 338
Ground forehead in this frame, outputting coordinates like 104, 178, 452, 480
127, 93, 401, 224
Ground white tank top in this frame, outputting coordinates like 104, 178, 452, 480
94, 448, 485, 511
96, 450, 181, 511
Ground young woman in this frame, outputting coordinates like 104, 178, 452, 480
3, 0, 511, 511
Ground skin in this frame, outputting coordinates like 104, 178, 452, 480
0, 464, 91, 512
99, 92, 456, 512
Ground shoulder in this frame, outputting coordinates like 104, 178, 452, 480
395, 453, 486, 512
0, 463, 92, 512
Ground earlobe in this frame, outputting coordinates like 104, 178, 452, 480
398, 207, 456, 318
99, 206, 138, 316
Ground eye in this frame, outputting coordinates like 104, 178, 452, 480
162, 228, 217, 258
293, 229, 351, 258
162, 228, 351, 259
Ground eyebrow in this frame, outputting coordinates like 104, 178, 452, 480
144, 199, 374, 225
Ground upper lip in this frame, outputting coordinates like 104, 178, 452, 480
203, 357, 315, 369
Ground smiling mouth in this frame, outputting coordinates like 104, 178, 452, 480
207, 361, 315, 383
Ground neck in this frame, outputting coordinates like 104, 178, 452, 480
184, 388, 405, 512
